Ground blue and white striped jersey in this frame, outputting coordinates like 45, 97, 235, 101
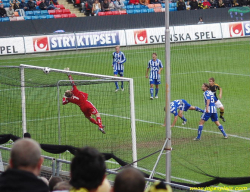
147, 59, 163, 80
112, 51, 126, 71
170, 100, 183, 116
203, 90, 217, 113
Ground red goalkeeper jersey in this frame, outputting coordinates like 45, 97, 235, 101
62, 85, 89, 108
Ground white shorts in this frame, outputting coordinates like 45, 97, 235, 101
215, 100, 223, 108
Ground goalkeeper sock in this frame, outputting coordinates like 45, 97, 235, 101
96, 117, 103, 128
115, 82, 119, 90
150, 88, 154, 97
218, 125, 226, 137
197, 125, 203, 139
195, 106, 204, 113
121, 81, 124, 89
89, 118, 98, 125
155, 88, 159, 97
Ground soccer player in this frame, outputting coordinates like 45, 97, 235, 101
194, 83, 228, 141
112, 46, 126, 92
163, 99, 204, 127
145, 53, 163, 99
208, 77, 225, 122
62, 72, 105, 134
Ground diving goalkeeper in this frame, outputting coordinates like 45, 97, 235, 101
62, 69, 105, 134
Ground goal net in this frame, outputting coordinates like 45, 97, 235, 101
0, 64, 137, 168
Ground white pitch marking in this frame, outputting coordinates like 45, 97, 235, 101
174, 126, 250, 141
106, 160, 199, 184
125, 70, 250, 80
203, 71, 250, 77
1, 113, 248, 190
101, 113, 250, 141
106, 161, 239, 192
1, 113, 249, 141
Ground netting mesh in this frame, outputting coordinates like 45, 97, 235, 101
168, 39, 250, 185
0, 66, 134, 169
0, 36, 249, 190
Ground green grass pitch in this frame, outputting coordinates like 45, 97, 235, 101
0, 38, 249, 191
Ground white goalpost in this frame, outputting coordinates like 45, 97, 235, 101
2, 64, 138, 166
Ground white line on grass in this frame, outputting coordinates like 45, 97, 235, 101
0, 114, 80, 125
107, 161, 239, 192
203, 71, 250, 77
1, 113, 250, 141
0, 55, 90, 64
0, 88, 21, 92
106, 160, 200, 184
174, 126, 250, 141
138, 166, 200, 184
165, 71, 250, 77
173, 71, 205, 75
107, 161, 240, 192
129, 70, 250, 79
100, 113, 250, 141
2, 113, 248, 190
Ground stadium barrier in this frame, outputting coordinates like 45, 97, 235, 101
54, 159, 199, 191
0, 21, 249, 55
0, 145, 56, 179
1, 7, 249, 37
0, 145, 203, 191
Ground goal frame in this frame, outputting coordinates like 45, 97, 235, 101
19, 64, 137, 165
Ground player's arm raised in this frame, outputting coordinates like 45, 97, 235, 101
62, 96, 69, 105
68, 75, 75, 86
64, 68, 75, 86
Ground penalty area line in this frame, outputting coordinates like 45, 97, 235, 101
203, 71, 250, 77
1, 113, 249, 141
130, 70, 250, 80
101, 113, 250, 141
174, 126, 250, 141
